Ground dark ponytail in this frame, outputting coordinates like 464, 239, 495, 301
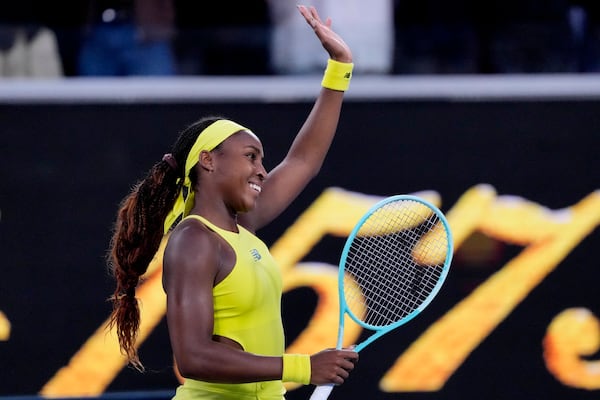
108, 160, 180, 370
107, 116, 223, 370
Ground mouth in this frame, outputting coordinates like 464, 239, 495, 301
249, 182, 262, 193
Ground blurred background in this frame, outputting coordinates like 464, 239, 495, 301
1, 1, 599, 400
2, 0, 600, 78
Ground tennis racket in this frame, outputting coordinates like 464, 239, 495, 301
309, 194, 453, 400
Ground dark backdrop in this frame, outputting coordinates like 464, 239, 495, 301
0, 98, 598, 399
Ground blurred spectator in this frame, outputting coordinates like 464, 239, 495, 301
0, 1, 594, 76
569, 0, 600, 71
78, 0, 176, 76
0, 3, 63, 77
267, 0, 395, 75
0, 26, 63, 77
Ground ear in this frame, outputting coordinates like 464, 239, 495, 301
199, 150, 214, 172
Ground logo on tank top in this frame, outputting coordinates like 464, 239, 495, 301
250, 248, 262, 261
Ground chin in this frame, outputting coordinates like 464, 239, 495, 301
238, 202, 256, 214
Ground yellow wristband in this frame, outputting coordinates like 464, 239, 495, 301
321, 59, 354, 92
282, 353, 311, 384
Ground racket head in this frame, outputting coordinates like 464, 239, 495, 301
338, 195, 453, 336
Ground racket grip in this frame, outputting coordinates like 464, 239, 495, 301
309, 384, 334, 400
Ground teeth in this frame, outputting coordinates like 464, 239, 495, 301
249, 183, 262, 193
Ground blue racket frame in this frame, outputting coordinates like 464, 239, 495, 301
335, 194, 454, 352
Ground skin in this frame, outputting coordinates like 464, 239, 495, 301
162, 5, 358, 387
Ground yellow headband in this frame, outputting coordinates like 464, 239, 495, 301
163, 119, 251, 233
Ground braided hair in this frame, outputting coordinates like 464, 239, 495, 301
107, 116, 223, 370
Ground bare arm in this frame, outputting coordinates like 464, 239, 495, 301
163, 221, 285, 381
241, 5, 353, 230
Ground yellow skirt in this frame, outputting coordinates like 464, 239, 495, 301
173, 378, 286, 400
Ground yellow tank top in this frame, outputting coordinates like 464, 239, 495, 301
174, 215, 286, 400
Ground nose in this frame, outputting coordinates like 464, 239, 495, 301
257, 162, 268, 181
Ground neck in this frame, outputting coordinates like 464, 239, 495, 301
190, 193, 238, 232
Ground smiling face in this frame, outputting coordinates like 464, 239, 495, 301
211, 130, 267, 214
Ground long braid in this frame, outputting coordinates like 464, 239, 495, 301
107, 116, 223, 370
108, 161, 180, 370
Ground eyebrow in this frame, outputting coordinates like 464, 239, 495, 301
245, 144, 265, 158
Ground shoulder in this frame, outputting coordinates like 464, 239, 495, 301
167, 217, 215, 248
165, 218, 221, 263
163, 218, 221, 285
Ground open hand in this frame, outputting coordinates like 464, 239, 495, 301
297, 5, 353, 63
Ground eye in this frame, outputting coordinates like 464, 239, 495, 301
246, 152, 257, 161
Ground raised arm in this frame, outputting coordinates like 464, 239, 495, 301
241, 5, 353, 230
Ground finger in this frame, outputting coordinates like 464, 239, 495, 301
298, 5, 319, 29
338, 367, 350, 379
342, 359, 356, 371
340, 349, 359, 360
296, 5, 312, 23
308, 6, 324, 25
332, 374, 345, 385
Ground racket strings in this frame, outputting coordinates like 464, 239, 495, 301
343, 201, 449, 327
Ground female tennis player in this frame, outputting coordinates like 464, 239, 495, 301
107, 5, 358, 399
